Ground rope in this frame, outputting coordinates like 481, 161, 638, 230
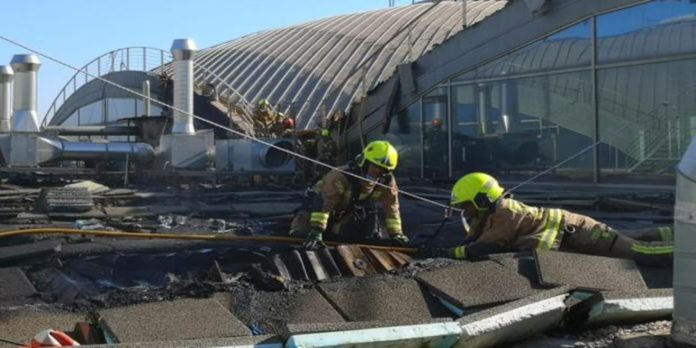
0, 228, 417, 254
0, 35, 454, 212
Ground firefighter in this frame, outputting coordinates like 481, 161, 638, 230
254, 99, 276, 135
290, 140, 409, 249
314, 128, 337, 178
268, 112, 294, 138
421, 172, 673, 266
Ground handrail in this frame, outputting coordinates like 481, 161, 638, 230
42, 47, 171, 127
42, 47, 258, 133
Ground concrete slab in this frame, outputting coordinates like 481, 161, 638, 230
417, 261, 542, 313
318, 276, 451, 322
455, 287, 571, 348
286, 322, 462, 348
84, 335, 283, 348
0, 239, 60, 264
98, 298, 251, 343
0, 267, 37, 305
284, 318, 453, 338
534, 250, 647, 291
213, 289, 345, 335
0, 307, 84, 345
587, 289, 673, 326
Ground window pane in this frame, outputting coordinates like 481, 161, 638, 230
385, 103, 421, 177
455, 20, 591, 82
597, 0, 696, 64
78, 101, 103, 125
598, 59, 696, 182
423, 87, 449, 178
451, 71, 594, 181
107, 98, 137, 122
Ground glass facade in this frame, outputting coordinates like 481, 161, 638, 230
384, 0, 696, 183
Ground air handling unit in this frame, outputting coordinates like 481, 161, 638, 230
157, 39, 214, 169
216, 139, 295, 174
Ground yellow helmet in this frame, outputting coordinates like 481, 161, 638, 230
451, 173, 504, 210
359, 140, 398, 171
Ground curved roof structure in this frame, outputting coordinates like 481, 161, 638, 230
178, 1, 508, 129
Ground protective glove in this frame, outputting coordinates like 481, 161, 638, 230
303, 229, 326, 250
391, 233, 410, 246
417, 246, 451, 259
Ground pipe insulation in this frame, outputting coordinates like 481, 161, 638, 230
56, 140, 154, 162
170, 39, 196, 135
0, 65, 13, 132
10, 54, 40, 132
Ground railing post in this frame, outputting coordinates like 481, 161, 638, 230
143, 47, 147, 71
638, 129, 645, 161
126, 48, 130, 71
160, 51, 164, 76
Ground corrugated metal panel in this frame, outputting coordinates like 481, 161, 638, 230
166, 1, 508, 129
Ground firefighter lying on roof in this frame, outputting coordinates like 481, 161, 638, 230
420, 172, 673, 266
290, 140, 409, 249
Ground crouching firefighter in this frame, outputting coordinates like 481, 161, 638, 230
420, 173, 673, 266
290, 140, 410, 249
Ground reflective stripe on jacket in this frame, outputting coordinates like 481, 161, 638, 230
310, 167, 402, 235
450, 198, 566, 259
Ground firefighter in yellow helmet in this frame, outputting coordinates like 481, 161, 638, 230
290, 140, 409, 249
420, 173, 673, 265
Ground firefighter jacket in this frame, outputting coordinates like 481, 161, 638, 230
449, 197, 565, 259
309, 167, 403, 236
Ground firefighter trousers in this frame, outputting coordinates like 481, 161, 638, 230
559, 211, 673, 266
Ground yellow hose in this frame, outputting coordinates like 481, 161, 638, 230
0, 228, 417, 254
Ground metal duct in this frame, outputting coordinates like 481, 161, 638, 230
500, 79, 518, 134
142, 80, 151, 116
0, 65, 13, 132
259, 140, 293, 168
10, 54, 40, 133
170, 39, 196, 134
477, 84, 491, 135
42, 125, 139, 136
673, 137, 696, 345
56, 141, 154, 162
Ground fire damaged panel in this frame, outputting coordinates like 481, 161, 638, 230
318, 276, 451, 322
98, 298, 251, 343
417, 261, 543, 312
534, 250, 648, 291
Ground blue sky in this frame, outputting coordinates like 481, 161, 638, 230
0, 0, 403, 121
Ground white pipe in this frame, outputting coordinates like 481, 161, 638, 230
10, 54, 40, 133
170, 39, 196, 134
673, 137, 696, 345
0, 65, 13, 132
142, 80, 151, 116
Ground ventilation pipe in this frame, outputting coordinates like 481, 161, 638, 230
477, 83, 491, 135
499, 79, 518, 134
170, 39, 196, 134
0, 65, 13, 132
673, 137, 696, 345
10, 54, 40, 132
142, 80, 151, 116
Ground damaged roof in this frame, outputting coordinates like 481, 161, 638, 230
179, 0, 508, 128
